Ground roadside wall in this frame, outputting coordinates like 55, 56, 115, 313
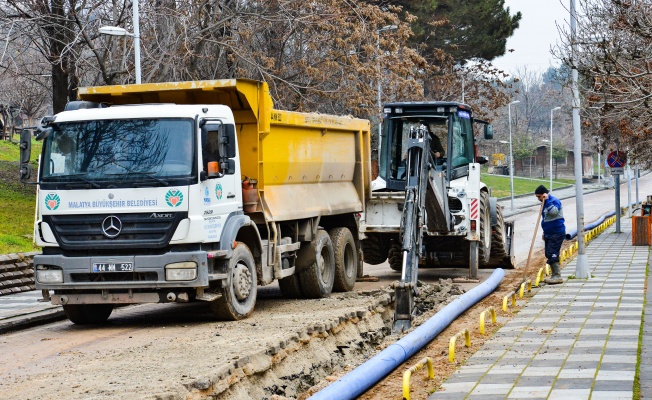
0, 252, 36, 295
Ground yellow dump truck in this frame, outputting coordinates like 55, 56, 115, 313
19, 79, 370, 324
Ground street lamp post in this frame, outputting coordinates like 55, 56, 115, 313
376, 25, 398, 154
549, 106, 561, 191
571, 0, 589, 278
98, 1, 141, 84
508, 100, 520, 210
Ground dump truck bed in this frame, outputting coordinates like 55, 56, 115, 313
78, 79, 371, 222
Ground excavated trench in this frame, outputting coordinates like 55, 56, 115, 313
188, 280, 465, 400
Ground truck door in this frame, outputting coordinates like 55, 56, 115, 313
200, 123, 241, 242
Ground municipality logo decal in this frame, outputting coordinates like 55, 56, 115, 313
44, 193, 60, 210
165, 189, 184, 207
215, 183, 223, 200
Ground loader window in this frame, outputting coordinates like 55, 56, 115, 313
384, 117, 448, 181
450, 112, 474, 168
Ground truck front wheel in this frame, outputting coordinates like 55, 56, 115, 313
330, 227, 357, 292
63, 304, 113, 325
299, 230, 335, 298
210, 242, 257, 320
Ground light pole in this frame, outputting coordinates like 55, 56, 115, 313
99, 1, 141, 84
376, 25, 398, 153
571, 0, 589, 278
508, 100, 520, 210
549, 106, 561, 191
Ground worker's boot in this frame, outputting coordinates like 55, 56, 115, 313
544, 262, 563, 285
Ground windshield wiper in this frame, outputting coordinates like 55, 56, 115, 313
57, 173, 101, 188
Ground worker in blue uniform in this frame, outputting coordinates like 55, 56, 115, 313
535, 185, 566, 284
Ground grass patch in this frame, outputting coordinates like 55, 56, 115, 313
481, 173, 575, 198
0, 139, 41, 253
0, 136, 42, 162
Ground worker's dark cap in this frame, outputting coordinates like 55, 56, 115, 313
535, 185, 549, 195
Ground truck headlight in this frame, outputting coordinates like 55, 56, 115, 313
36, 265, 63, 283
165, 262, 197, 281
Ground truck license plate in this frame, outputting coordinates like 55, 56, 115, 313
92, 263, 134, 273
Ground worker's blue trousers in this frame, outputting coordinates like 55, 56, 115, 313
544, 233, 565, 264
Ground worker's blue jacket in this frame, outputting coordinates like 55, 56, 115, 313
541, 194, 566, 236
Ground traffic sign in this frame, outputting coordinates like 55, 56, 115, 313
610, 167, 624, 175
607, 151, 627, 168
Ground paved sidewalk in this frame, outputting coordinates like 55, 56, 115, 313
429, 217, 648, 400
0, 290, 64, 333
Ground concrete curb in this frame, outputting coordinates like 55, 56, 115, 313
0, 307, 66, 334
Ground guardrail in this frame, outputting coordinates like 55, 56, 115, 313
0, 253, 37, 295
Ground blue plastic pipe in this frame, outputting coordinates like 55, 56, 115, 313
309, 268, 505, 400
565, 201, 639, 240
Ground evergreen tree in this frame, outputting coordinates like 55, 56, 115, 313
385, 0, 522, 64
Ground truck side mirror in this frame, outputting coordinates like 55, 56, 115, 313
19, 128, 32, 182
484, 124, 493, 140
20, 129, 31, 164
477, 155, 489, 165
220, 159, 236, 175
219, 124, 236, 158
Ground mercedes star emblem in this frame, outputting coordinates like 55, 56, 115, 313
102, 216, 122, 238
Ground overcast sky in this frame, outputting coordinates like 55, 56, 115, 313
491, 0, 570, 75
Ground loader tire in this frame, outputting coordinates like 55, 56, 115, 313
489, 204, 509, 259
362, 233, 389, 265
330, 227, 357, 292
478, 191, 492, 267
388, 243, 403, 272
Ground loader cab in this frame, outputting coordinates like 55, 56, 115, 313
378, 102, 477, 191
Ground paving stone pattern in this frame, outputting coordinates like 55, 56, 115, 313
429, 218, 648, 400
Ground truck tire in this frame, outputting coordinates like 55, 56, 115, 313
63, 304, 113, 325
362, 233, 389, 265
330, 227, 357, 292
210, 242, 257, 320
299, 230, 335, 298
278, 274, 303, 298
478, 191, 492, 267
388, 243, 403, 272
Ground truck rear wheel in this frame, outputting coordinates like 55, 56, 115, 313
478, 192, 492, 267
330, 227, 357, 292
299, 230, 335, 298
362, 233, 389, 265
210, 242, 257, 320
63, 304, 113, 325
388, 243, 403, 272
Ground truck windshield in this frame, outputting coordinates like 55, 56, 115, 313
41, 118, 195, 183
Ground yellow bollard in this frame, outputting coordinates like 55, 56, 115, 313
519, 280, 531, 298
449, 328, 471, 362
535, 268, 544, 287
479, 307, 497, 335
502, 292, 517, 311
545, 264, 551, 275
403, 357, 434, 400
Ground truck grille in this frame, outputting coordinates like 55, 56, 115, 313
43, 212, 187, 251
70, 272, 158, 282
